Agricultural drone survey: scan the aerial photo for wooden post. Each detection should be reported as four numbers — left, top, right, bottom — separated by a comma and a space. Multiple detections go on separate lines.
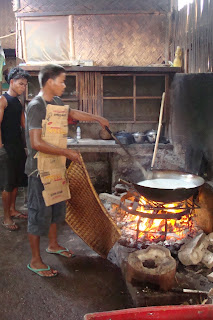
21, 20, 27, 62
151, 92, 165, 170
69, 15, 75, 61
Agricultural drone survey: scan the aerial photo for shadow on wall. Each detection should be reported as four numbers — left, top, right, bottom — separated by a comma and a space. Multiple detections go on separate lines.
170, 73, 213, 180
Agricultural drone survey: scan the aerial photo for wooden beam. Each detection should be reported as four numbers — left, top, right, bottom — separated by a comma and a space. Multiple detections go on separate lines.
69, 15, 75, 61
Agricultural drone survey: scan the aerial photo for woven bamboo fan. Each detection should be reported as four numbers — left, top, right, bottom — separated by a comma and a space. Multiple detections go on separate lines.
65, 154, 121, 258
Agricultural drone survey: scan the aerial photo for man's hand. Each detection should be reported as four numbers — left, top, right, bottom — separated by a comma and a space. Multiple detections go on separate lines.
30, 129, 82, 164
97, 117, 109, 129
63, 149, 81, 164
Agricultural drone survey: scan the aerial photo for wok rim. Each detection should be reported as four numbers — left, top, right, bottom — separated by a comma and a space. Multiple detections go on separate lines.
136, 170, 205, 190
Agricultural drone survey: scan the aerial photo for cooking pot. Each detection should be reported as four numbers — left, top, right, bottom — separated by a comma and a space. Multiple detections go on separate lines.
145, 129, 157, 143
99, 128, 112, 140
120, 170, 205, 202
132, 132, 145, 143
114, 131, 135, 145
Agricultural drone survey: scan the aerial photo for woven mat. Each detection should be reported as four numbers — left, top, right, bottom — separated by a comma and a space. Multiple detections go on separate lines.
65, 155, 121, 258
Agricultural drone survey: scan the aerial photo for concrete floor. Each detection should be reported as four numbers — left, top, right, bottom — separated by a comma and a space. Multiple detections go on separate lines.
0, 195, 133, 320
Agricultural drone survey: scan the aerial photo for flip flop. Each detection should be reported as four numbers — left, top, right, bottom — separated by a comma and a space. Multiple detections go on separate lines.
27, 264, 58, 277
46, 247, 76, 258
11, 212, 28, 220
2, 221, 19, 231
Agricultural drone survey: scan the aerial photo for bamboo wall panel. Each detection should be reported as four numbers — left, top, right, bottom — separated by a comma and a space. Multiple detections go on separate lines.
0, 0, 16, 49
78, 72, 101, 115
17, 0, 170, 15
170, 0, 213, 73
74, 14, 167, 66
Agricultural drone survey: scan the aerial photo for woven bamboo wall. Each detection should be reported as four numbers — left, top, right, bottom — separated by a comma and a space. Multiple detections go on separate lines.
170, 0, 213, 73
0, 0, 16, 49
74, 14, 167, 66
16, 0, 170, 15
14, 1, 169, 66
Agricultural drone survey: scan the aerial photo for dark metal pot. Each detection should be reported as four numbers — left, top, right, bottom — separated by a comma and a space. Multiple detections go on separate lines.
120, 170, 205, 202
145, 129, 157, 143
114, 131, 135, 145
132, 132, 145, 143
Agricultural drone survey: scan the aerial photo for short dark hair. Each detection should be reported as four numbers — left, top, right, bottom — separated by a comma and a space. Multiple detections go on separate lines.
7, 67, 30, 84
38, 64, 65, 88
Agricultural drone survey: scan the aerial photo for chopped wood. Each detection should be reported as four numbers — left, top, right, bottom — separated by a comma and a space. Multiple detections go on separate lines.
178, 232, 209, 266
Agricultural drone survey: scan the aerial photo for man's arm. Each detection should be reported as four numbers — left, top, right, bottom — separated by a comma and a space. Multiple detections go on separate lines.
69, 109, 109, 128
30, 129, 81, 163
0, 96, 7, 148
21, 111, 25, 129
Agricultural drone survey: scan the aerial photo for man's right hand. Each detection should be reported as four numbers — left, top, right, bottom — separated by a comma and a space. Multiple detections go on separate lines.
64, 149, 81, 164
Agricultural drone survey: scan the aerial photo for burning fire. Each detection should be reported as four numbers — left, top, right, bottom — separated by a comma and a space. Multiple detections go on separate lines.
118, 195, 198, 245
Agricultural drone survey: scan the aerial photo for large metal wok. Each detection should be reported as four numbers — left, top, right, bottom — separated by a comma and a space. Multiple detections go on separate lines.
120, 170, 205, 203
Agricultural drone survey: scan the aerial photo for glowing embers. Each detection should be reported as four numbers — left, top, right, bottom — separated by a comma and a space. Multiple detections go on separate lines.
118, 192, 199, 247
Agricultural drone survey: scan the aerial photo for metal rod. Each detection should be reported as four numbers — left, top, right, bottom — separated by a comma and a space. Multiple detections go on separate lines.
136, 217, 141, 248
104, 126, 132, 157
164, 219, 168, 241
120, 203, 191, 219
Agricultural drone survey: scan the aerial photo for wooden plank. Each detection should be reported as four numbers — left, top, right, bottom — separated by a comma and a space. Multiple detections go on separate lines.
100, 74, 104, 116
91, 72, 94, 114
87, 73, 89, 112
88, 72, 92, 114
103, 97, 162, 100
21, 65, 181, 73
94, 72, 98, 115
83, 72, 86, 112
133, 75, 136, 122
17, 18, 23, 60
86, 72, 89, 113
21, 20, 27, 62
69, 15, 75, 60
164, 75, 169, 136
80, 72, 84, 111
96, 72, 102, 116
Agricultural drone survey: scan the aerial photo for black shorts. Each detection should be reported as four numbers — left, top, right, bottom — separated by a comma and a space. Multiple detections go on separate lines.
27, 176, 66, 236
0, 146, 27, 192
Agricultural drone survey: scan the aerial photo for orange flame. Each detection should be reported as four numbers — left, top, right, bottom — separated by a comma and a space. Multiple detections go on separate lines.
119, 195, 197, 244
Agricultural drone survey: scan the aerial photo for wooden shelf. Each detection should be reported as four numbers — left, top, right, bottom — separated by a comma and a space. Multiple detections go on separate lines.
23, 66, 175, 133
21, 65, 181, 74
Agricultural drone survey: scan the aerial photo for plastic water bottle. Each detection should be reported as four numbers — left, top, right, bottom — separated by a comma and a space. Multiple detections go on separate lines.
76, 125, 81, 140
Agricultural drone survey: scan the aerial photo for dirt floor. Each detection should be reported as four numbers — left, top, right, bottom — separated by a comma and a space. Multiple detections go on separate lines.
0, 193, 133, 320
